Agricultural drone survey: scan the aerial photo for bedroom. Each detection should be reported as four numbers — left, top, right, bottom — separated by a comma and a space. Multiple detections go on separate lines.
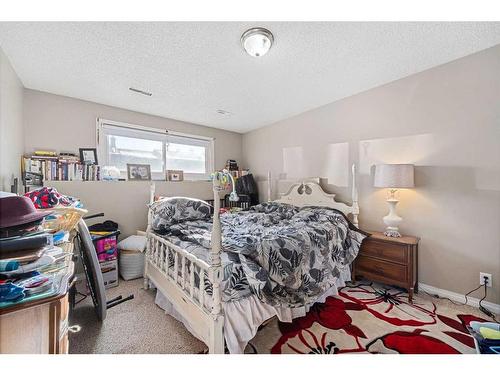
1, 0, 499, 371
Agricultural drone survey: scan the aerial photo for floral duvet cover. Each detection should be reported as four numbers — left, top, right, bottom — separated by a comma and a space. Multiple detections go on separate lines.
156, 202, 367, 307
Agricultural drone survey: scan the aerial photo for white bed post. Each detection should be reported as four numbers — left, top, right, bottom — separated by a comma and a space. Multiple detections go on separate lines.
208, 174, 225, 354
144, 182, 155, 290
351, 164, 360, 228
267, 170, 272, 202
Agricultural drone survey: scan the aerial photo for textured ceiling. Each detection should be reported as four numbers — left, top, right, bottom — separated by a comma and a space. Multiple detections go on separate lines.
0, 22, 499, 133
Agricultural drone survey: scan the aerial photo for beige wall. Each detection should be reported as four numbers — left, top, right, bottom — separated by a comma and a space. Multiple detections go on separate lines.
0, 47, 23, 193
243, 45, 500, 304
48, 180, 226, 238
24, 89, 242, 169
24, 90, 242, 237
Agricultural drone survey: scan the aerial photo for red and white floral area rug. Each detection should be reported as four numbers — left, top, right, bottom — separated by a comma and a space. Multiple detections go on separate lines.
248, 283, 494, 354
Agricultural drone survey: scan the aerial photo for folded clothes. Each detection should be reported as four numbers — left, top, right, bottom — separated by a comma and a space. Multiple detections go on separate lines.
0, 283, 24, 302
44, 246, 66, 261
0, 219, 43, 239
470, 321, 500, 334
16, 274, 50, 288
52, 230, 69, 245
0, 259, 19, 272
0, 254, 55, 276
0, 270, 40, 284
0, 232, 51, 252
480, 327, 500, 340
0, 247, 46, 263
16, 274, 53, 296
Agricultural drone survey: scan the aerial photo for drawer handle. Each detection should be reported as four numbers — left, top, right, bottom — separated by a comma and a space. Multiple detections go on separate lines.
373, 266, 385, 276
68, 325, 81, 333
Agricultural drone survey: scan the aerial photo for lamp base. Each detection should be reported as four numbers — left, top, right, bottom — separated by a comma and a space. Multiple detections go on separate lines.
383, 197, 403, 238
383, 229, 402, 238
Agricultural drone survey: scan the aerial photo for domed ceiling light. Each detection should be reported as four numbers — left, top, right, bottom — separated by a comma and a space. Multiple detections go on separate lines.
241, 27, 274, 57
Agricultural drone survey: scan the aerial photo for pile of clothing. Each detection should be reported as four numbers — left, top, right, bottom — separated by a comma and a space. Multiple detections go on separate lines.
0, 195, 66, 305
235, 173, 259, 206
24, 186, 81, 209
469, 321, 500, 354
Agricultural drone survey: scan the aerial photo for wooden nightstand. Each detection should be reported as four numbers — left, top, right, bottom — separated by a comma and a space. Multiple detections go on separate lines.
353, 231, 419, 302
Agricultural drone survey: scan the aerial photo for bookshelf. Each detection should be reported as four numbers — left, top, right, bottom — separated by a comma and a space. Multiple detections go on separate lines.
224, 159, 249, 180
22, 152, 101, 192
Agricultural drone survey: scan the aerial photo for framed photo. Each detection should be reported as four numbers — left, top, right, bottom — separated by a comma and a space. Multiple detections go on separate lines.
127, 164, 151, 181
79, 148, 98, 165
167, 170, 184, 182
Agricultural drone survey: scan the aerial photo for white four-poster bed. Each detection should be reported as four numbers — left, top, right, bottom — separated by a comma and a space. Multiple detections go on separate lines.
143, 165, 360, 353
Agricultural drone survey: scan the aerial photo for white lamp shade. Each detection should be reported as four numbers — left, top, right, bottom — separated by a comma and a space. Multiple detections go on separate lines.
374, 164, 414, 188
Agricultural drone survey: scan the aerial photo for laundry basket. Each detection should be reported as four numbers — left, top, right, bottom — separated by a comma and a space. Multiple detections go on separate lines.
117, 235, 146, 281
41, 206, 88, 232
119, 250, 145, 280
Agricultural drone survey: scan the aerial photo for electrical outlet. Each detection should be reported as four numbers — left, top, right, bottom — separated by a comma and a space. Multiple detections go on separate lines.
480, 272, 492, 287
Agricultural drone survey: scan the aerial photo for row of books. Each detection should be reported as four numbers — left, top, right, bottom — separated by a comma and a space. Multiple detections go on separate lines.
225, 159, 239, 171
228, 169, 250, 179
224, 160, 251, 179
22, 155, 101, 182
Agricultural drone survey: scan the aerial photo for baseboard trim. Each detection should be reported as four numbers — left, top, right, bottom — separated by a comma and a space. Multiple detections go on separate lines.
418, 283, 500, 315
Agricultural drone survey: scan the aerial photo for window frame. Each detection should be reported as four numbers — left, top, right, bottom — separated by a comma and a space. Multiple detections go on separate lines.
96, 118, 215, 181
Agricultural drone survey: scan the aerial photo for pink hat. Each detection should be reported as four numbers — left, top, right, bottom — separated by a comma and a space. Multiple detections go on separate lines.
0, 196, 52, 229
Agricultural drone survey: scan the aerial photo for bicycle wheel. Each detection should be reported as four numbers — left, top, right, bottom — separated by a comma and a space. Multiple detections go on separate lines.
77, 219, 107, 321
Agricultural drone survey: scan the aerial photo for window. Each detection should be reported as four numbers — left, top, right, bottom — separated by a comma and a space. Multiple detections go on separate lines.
97, 119, 214, 180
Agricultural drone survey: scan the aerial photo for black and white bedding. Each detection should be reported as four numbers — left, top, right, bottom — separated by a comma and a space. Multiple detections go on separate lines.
152, 201, 367, 308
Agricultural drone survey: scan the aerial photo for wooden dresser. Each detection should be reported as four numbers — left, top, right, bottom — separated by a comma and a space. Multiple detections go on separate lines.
0, 242, 75, 354
353, 231, 419, 302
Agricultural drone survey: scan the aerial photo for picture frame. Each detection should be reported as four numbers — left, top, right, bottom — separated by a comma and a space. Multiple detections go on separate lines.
127, 164, 152, 181
167, 170, 184, 182
79, 148, 98, 165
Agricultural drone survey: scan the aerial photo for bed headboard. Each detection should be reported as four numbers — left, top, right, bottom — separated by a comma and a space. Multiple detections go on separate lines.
273, 164, 359, 227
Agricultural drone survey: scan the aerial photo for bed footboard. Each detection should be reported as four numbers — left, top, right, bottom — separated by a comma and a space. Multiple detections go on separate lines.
146, 233, 212, 311
144, 177, 225, 354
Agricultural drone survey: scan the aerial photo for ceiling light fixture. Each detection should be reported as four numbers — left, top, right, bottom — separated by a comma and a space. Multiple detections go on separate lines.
241, 27, 274, 57
129, 87, 152, 96
216, 109, 232, 116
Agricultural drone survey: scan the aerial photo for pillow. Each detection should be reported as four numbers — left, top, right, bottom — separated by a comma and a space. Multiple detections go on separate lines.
150, 197, 211, 233
117, 235, 147, 252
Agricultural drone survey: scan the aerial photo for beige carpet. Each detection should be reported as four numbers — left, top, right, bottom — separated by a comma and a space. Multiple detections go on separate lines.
70, 278, 495, 354
69, 278, 206, 354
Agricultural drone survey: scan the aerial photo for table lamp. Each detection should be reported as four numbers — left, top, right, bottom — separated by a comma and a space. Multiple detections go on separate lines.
374, 164, 414, 237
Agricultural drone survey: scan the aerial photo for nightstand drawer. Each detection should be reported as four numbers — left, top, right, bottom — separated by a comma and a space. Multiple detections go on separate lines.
361, 239, 407, 264
356, 255, 407, 282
